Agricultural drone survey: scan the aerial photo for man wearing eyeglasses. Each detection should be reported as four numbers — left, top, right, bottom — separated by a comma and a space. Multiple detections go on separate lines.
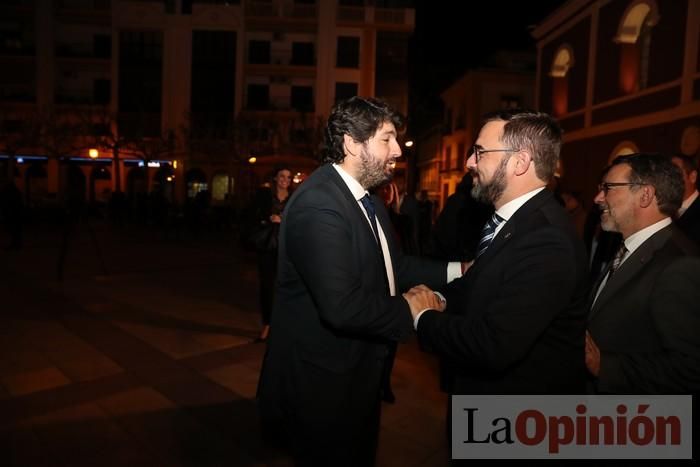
586, 153, 700, 394
410, 109, 590, 399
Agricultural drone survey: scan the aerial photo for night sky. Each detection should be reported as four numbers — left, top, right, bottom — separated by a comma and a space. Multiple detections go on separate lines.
408, 0, 569, 125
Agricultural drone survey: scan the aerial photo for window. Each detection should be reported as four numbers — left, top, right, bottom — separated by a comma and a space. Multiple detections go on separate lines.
443, 108, 452, 134
211, 173, 234, 201
191, 30, 236, 135
291, 85, 313, 112
248, 40, 271, 64
118, 30, 163, 119
609, 141, 639, 164
455, 111, 465, 130
443, 145, 451, 171
550, 45, 574, 116
247, 84, 269, 109
249, 127, 269, 142
615, 1, 659, 94
335, 82, 358, 102
291, 42, 314, 65
93, 79, 110, 104
457, 143, 465, 168
336, 36, 359, 68
93, 34, 111, 58
500, 95, 521, 109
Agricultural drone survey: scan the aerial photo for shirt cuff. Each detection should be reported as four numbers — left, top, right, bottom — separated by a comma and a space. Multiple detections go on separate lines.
414, 292, 446, 329
447, 262, 461, 283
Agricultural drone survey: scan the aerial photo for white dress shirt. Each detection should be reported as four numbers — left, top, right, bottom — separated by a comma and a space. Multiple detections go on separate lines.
333, 164, 461, 299
592, 217, 672, 306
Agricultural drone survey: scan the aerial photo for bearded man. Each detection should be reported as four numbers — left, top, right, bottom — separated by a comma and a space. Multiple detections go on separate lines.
412, 109, 589, 399
257, 96, 459, 467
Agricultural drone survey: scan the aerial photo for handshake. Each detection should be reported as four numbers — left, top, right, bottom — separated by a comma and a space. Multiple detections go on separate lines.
402, 285, 446, 320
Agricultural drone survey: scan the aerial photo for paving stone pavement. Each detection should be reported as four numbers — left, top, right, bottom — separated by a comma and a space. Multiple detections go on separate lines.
0, 220, 449, 466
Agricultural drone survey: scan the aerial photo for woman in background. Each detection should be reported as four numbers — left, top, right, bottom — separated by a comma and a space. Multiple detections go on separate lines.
250, 166, 292, 342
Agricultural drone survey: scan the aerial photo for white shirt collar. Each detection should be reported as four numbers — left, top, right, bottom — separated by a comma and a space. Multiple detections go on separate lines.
623, 217, 672, 258
495, 187, 546, 222
678, 190, 699, 217
333, 163, 367, 200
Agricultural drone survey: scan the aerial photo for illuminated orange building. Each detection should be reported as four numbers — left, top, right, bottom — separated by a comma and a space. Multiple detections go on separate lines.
533, 0, 700, 205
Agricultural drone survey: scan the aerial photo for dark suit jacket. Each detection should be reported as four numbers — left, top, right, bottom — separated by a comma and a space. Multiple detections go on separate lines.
676, 195, 700, 246
417, 189, 589, 395
257, 164, 447, 465
588, 225, 700, 394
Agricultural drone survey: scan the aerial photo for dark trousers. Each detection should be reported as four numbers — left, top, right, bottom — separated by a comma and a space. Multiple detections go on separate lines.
257, 249, 277, 325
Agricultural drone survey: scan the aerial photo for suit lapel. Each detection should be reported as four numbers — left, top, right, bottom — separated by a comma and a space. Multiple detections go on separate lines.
589, 226, 672, 319
470, 189, 552, 271
324, 166, 393, 280
678, 197, 700, 228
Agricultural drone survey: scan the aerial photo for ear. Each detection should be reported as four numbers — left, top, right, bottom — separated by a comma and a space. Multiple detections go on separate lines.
690, 170, 698, 186
638, 184, 655, 208
513, 150, 532, 176
343, 134, 360, 158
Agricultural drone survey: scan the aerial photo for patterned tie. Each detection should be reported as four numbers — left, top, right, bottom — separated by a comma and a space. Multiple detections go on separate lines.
607, 243, 628, 279
476, 212, 505, 258
360, 194, 381, 245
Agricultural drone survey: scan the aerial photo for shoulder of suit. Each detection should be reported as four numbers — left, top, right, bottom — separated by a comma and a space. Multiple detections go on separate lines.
668, 226, 700, 256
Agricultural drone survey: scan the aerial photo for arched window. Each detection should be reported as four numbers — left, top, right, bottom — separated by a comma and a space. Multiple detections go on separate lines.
615, 0, 659, 94
550, 45, 574, 117
609, 141, 640, 164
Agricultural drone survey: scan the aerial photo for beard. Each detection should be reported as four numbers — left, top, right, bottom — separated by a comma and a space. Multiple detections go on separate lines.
599, 206, 617, 232
471, 156, 509, 204
357, 147, 395, 190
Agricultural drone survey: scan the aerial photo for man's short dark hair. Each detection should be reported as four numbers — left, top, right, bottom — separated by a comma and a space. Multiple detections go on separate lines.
321, 96, 404, 164
612, 152, 684, 217
482, 109, 562, 182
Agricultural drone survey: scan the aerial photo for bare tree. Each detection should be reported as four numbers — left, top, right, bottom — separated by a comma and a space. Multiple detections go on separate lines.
0, 108, 40, 181
37, 106, 85, 204
80, 107, 129, 194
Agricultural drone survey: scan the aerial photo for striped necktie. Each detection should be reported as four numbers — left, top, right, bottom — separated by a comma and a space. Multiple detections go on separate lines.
476, 212, 505, 258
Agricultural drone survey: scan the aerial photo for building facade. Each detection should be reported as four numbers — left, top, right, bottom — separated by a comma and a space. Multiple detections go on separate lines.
0, 0, 414, 209
414, 62, 535, 211
532, 0, 700, 205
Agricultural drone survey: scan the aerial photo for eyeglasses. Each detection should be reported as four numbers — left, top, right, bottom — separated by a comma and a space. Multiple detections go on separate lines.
597, 182, 646, 194
468, 145, 518, 163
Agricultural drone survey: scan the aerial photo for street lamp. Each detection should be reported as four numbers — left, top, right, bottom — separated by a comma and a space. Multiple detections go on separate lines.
89, 148, 99, 159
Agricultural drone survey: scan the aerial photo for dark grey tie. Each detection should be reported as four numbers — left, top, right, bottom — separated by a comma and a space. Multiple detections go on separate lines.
476, 212, 505, 258
607, 243, 628, 279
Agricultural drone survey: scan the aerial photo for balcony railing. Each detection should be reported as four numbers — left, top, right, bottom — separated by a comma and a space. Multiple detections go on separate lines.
55, 0, 110, 9
0, 42, 35, 56
56, 43, 111, 59
337, 6, 365, 22
55, 90, 109, 105
245, 0, 317, 20
0, 85, 35, 103
374, 8, 404, 25
246, 0, 276, 17
282, 2, 316, 19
